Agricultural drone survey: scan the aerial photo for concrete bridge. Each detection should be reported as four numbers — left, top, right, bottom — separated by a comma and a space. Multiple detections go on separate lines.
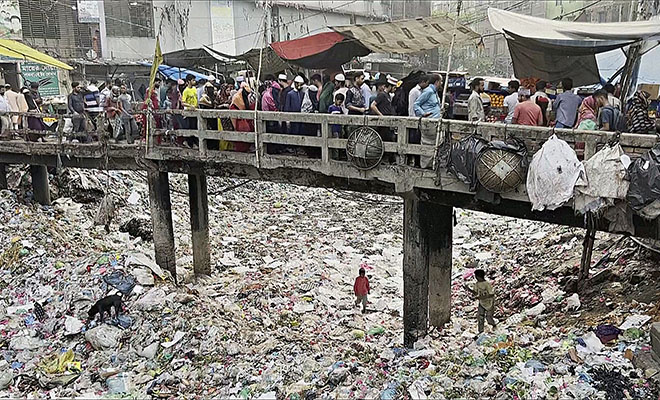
1, 109, 658, 346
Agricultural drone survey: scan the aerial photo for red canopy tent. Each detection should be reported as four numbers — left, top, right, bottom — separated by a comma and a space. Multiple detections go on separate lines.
270, 32, 370, 69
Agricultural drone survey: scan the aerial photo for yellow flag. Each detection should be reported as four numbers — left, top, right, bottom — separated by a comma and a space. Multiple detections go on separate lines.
147, 36, 163, 102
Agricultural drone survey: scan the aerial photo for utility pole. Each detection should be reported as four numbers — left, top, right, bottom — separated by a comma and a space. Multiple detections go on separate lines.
620, 0, 646, 103
98, 1, 109, 59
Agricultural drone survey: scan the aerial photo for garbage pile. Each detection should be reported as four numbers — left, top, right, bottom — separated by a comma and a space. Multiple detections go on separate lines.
0, 168, 658, 399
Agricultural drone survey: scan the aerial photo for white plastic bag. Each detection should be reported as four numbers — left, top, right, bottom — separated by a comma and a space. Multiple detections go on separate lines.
527, 135, 585, 211
574, 144, 629, 213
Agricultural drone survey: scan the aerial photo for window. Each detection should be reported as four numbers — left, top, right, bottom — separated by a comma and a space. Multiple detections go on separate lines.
19, 0, 61, 39
104, 0, 154, 38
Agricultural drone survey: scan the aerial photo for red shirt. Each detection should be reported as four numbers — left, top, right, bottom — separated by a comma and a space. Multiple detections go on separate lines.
354, 276, 370, 296
513, 100, 543, 126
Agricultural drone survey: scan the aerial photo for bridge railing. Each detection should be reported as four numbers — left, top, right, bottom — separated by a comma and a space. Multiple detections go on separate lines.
146, 109, 658, 166
1, 109, 657, 166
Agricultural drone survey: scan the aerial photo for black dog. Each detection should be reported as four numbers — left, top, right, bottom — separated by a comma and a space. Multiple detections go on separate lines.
88, 294, 122, 322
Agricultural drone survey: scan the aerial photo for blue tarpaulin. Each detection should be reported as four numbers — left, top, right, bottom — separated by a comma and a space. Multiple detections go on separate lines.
141, 62, 208, 81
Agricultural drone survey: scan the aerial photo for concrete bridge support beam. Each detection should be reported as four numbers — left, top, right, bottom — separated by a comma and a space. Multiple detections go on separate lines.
188, 174, 210, 276
428, 204, 453, 328
0, 164, 7, 190
148, 170, 177, 279
29, 165, 50, 205
403, 196, 453, 347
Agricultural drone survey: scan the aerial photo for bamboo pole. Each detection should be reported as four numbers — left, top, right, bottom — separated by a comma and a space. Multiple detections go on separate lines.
433, 0, 462, 171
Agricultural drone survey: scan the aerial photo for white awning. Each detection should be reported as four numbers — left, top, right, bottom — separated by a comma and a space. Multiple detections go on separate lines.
331, 15, 480, 54
488, 8, 660, 42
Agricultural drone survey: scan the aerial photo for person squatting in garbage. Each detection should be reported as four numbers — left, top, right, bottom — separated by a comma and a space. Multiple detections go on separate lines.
353, 267, 370, 313
465, 269, 497, 334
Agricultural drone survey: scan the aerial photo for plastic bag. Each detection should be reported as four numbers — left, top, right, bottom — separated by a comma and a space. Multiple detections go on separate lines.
446, 136, 488, 191
103, 270, 136, 295
527, 135, 585, 211
574, 144, 629, 214
626, 145, 660, 219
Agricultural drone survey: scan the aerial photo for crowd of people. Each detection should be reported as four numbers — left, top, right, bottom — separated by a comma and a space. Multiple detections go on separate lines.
0, 81, 48, 140
1, 70, 658, 152
495, 78, 658, 134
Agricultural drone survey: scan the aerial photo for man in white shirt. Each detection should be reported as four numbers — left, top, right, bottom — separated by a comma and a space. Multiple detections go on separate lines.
0, 85, 9, 137
361, 72, 373, 113
408, 74, 430, 117
468, 77, 485, 122
503, 80, 520, 123
99, 80, 112, 109
603, 83, 621, 110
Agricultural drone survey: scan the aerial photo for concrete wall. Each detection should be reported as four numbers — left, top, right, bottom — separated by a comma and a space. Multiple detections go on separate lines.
154, 0, 214, 54
105, 37, 156, 60
104, 0, 387, 60
231, 0, 384, 55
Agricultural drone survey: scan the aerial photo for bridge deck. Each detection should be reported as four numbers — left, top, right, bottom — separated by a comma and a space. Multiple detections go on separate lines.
0, 109, 658, 238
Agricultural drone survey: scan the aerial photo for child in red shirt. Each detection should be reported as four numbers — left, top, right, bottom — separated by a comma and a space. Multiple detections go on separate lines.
353, 267, 370, 313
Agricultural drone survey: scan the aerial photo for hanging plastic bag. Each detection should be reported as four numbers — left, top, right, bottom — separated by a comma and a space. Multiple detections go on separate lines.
574, 143, 629, 214
527, 134, 585, 211
627, 145, 660, 219
446, 136, 488, 192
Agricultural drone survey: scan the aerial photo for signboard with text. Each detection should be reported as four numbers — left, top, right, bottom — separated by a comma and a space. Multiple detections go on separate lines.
21, 62, 61, 96
77, 0, 100, 23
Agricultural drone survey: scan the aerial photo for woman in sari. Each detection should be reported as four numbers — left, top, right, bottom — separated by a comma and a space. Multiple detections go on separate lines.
574, 95, 598, 130
214, 83, 235, 150
229, 83, 256, 152
627, 90, 656, 134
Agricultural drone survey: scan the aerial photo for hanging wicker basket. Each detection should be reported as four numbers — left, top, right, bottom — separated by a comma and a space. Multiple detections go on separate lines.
476, 143, 527, 193
346, 127, 384, 170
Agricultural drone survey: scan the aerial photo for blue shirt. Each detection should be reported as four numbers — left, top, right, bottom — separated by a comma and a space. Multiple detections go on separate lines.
553, 91, 582, 127
413, 85, 440, 118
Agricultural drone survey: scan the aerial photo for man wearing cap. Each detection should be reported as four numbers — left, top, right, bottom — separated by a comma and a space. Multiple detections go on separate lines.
284, 75, 305, 135
512, 88, 543, 127
68, 82, 87, 138
345, 72, 367, 115
274, 73, 287, 108
332, 73, 348, 115
318, 74, 335, 114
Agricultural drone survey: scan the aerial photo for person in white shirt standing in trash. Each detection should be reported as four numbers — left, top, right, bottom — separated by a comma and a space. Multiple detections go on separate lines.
468, 78, 485, 122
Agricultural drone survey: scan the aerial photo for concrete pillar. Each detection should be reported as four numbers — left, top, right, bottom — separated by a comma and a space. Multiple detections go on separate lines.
29, 165, 50, 205
0, 164, 7, 190
188, 174, 210, 276
403, 196, 430, 348
148, 170, 176, 279
403, 197, 453, 347
427, 204, 453, 328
